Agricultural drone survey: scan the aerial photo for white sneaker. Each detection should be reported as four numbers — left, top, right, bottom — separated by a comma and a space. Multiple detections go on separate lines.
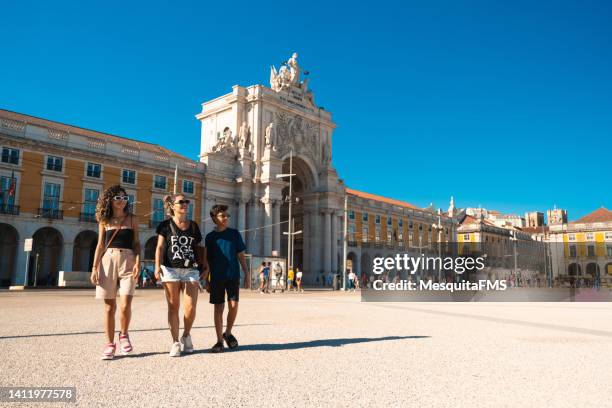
181, 335, 194, 353
169, 341, 182, 357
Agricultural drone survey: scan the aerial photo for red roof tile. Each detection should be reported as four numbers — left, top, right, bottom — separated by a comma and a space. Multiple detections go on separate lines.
346, 188, 418, 210
573, 208, 612, 224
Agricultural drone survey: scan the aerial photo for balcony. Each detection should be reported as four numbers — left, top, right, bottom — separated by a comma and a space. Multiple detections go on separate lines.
0, 204, 19, 215
38, 208, 63, 220
79, 212, 97, 223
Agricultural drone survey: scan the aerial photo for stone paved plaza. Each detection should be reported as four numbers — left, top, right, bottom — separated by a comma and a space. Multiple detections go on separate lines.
1, 289, 611, 407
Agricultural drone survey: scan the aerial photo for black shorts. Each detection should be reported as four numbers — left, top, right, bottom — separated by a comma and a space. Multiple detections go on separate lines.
209, 279, 240, 304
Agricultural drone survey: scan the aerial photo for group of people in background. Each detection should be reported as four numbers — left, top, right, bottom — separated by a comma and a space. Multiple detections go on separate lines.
258, 262, 303, 293
90, 184, 248, 360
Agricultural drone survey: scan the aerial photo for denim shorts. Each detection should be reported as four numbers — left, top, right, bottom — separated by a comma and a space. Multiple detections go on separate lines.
160, 265, 200, 283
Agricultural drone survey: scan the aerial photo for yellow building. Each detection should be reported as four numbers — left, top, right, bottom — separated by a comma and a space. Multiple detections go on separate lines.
457, 213, 546, 282
0, 109, 204, 287
548, 207, 612, 285
345, 188, 456, 280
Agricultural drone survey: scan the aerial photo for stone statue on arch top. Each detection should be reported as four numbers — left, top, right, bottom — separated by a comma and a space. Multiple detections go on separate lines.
265, 122, 277, 151
238, 121, 252, 152
287, 52, 300, 84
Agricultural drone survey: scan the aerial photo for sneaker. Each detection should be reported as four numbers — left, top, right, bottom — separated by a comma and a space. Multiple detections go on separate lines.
119, 333, 133, 355
169, 341, 182, 357
101, 343, 116, 360
181, 335, 194, 353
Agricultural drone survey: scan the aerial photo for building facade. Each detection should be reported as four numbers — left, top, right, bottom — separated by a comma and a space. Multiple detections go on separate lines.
0, 110, 204, 287
345, 189, 456, 282
547, 207, 612, 285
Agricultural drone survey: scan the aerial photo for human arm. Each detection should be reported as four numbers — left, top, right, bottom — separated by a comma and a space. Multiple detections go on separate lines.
154, 234, 165, 281
131, 215, 141, 280
90, 222, 105, 285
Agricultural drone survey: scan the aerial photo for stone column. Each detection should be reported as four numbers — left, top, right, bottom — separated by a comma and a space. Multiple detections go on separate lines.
63, 241, 74, 272
331, 212, 338, 274
237, 199, 246, 235
262, 198, 273, 256
247, 198, 258, 254
313, 210, 322, 274
302, 210, 310, 274
272, 200, 281, 255
323, 209, 332, 275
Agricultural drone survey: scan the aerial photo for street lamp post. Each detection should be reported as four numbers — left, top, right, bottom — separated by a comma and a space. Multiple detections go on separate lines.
432, 211, 443, 282
276, 149, 296, 289
510, 230, 518, 287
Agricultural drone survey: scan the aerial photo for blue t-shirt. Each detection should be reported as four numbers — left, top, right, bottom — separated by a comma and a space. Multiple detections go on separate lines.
205, 227, 246, 281
263, 266, 270, 278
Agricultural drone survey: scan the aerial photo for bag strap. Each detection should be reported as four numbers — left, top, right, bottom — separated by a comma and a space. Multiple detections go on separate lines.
168, 218, 178, 237
102, 216, 126, 254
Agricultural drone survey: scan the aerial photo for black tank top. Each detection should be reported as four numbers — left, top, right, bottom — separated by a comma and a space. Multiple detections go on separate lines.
105, 228, 134, 249
105, 215, 134, 249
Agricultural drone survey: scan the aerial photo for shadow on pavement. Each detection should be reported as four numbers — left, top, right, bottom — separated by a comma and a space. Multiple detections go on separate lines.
102, 335, 430, 359
231, 335, 429, 352
0, 324, 271, 340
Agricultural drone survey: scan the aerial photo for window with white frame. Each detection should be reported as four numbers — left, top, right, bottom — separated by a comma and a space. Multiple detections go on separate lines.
1, 147, 19, 165
154, 175, 167, 190
362, 226, 368, 242
463, 233, 470, 241
122, 169, 136, 185
83, 188, 99, 215
606, 232, 612, 240
183, 180, 194, 194
387, 216, 392, 226
568, 234, 576, 241
127, 194, 136, 213
348, 210, 355, 220
586, 232, 594, 241
362, 213, 368, 222
87, 162, 101, 178
43, 182, 61, 210
187, 202, 194, 220
398, 219, 403, 228
348, 224, 356, 241
607, 246, 612, 257
153, 198, 165, 224
0, 175, 17, 206
569, 244, 577, 257
46, 156, 63, 172
587, 245, 596, 257
386, 229, 392, 242
375, 215, 381, 225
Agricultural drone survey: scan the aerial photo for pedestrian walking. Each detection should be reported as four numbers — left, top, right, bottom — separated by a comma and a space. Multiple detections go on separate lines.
296, 267, 303, 293
154, 193, 205, 357
203, 205, 248, 353
287, 267, 294, 292
263, 262, 271, 293
90, 185, 140, 360
273, 262, 284, 292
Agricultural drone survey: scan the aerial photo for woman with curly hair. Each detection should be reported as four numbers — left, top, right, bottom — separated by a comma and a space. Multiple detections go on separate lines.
154, 193, 205, 357
90, 184, 140, 360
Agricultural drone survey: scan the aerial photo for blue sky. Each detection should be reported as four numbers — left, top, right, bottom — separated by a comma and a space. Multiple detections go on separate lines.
1, 0, 610, 220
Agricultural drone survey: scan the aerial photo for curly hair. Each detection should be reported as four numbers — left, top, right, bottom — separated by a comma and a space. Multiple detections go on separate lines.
164, 193, 185, 217
96, 184, 131, 225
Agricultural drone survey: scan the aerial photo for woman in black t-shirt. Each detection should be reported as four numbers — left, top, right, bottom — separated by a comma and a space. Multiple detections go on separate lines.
154, 193, 205, 357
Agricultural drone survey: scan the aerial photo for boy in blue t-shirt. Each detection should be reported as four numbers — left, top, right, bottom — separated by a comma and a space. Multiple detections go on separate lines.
203, 204, 248, 353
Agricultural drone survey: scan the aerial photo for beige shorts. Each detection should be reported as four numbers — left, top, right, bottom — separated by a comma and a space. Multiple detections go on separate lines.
95, 248, 137, 299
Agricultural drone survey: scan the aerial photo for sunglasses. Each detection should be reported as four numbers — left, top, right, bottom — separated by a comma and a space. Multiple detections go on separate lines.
174, 199, 191, 205
113, 196, 129, 201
